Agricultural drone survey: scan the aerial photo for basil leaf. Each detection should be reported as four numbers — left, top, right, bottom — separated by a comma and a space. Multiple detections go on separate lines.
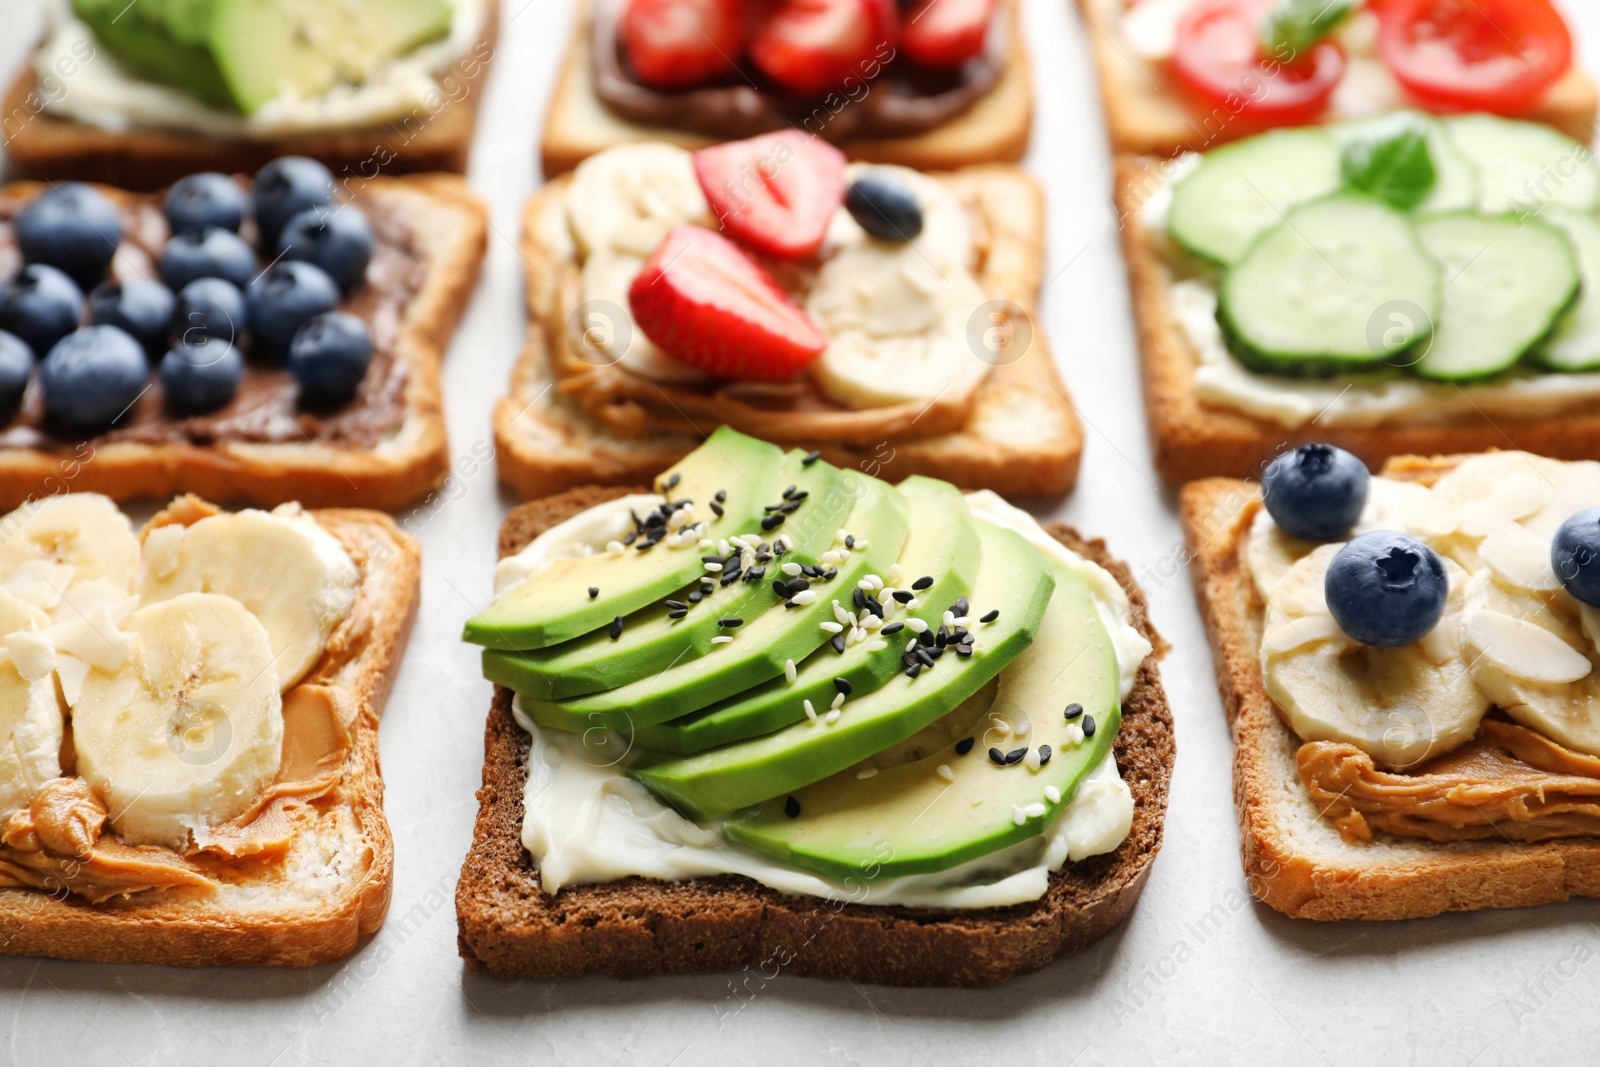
1341, 119, 1438, 211
1261, 0, 1357, 59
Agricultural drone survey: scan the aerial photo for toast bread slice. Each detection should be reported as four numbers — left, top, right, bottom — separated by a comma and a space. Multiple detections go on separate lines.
454, 487, 1174, 986
0, 173, 487, 512
0, 505, 421, 967
1180, 460, 1600, 922
537, 0, 1031, 177
1, 0, 500, 191
1072, 0, 1598, 158
494, 166, 1084, 500
1114, 156, 1600, 484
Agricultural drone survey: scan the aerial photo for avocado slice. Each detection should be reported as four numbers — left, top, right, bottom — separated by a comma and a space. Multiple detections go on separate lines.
628, 516, 1055, 821
74, 0, 454, 115
632, 477, 981, 754
723, 563, 1121, 881
465, 428, 783, 652
483, 450, 853, 701
520, 472, 911, 732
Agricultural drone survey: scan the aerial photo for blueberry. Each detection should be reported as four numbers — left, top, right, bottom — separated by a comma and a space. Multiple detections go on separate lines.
253, 157, 335, 246
1262, 444, 1370, 541
89, 280, 175, 358
160, 226, 256, 291
275, 206, 374, 291
172, 278, 248, 345
164, 172, 246, 234
247, 261, 339, 354
1325, 531, 1448, 647
844, 177, 924, 242
160, 336, 243, 414
1552, 508, 1600, 608
0, 331, 32, 409
14, 183, 121, 290
0, 264, 84, 359
288, 311, 371, 405
40, 325, 148, 430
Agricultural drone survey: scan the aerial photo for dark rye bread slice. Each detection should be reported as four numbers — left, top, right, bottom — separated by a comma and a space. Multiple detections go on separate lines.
455, 487, 1175, 986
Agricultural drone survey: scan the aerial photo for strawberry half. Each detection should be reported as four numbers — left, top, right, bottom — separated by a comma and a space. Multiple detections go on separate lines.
628, 225, 827, 381
749, 0, 898, 97
693, 131, 847, 260
903, 0, 999, 68
619, 0, 744, 91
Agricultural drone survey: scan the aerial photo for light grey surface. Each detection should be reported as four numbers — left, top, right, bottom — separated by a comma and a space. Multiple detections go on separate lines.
3, 2, 1600, 1064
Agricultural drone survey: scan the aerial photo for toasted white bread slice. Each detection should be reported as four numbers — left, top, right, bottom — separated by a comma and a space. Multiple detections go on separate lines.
1181, 458, 1600, 921
0, 505, 420, 967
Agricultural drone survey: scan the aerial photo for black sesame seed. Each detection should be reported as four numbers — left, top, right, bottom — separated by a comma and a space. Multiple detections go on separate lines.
702, 555, 722, 564
745, 566, 766, 582
785, 796, 801, 818
588, 587, 599, 599
720, 569, 742, 586
915, 647, 935, 667
955, 737, 975, 756
782, 484, 796, 499
802, 450, 821, 465
988, 747, 1007, 766
834, 677, 852, 696
664, 472, 681, 491
715, 489, 727, 503
917, 629, 935, 647
955, 643, 973, 657
623, 532, 637, 545
668, 609, 688, 620
636, 540, 656, 552
790, 490, 808, 502
1064, 703, 1083, 720
881, 621, 905, 635
955, 596, 970, 617
892, 590, 914, 603
980, 609, 999, 624
852, 588, 866, 609
1038, 745, 1053, 766
664, 599, 686, 610
1083, 715, 1096, 738
709, 501, 725, 518
823, 568, 838, 580
784, 600, 803, 609
866, 598, 884, 619
844, 535, 855, 549
772, 579, 790, 597
779, 499, 801, 513
688, 591, 703, 604
831, 634, 847, 654
701, 581, 715, 595
912, 576, 933, 590
1004, 747, 1027, 766
935, 626, 949, 648
609, 616, 623, 640
764, 503, 784, 513
928, 645, 945, 660
761, 514, 786, 531
907, 663, 923, 679
719, 617, 743, 628
902, 651, 919, 668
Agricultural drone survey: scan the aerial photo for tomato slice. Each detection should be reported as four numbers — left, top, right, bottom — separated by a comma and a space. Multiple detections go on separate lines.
1377, 0, 1572, 114
1171, 0, 1345, 127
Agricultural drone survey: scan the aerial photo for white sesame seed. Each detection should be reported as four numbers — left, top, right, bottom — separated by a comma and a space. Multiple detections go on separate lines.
836, 529, 849, 543
831, 692, 845, 710
833, 601, 853, 625
856, 767, 878, 780
1024, 803, 1047, 818
1045, 785, 1062, 804
867, 640, 888, 651
711, 635, 735, 645
791, 590, 818, 606
890, 563, 904, 582
936, 764, 955, 783
1016, 720, 1032, 738
665, 534, 683, 548
993, 718, 1012, 736
820, 621, 844, 634
906, 618, 929, 634
781, 562, 803, 576
1064, 723, 1085, 746
704, 561, 723, 572
825, 709, 842, 724
718, 539, 731, 556
857, 578, 874, 591
853, 540, 868, 550
606, 541, 625, 555
820, 551, 842, 566
1011, 805, 1026, 826
954, 615, 972, 627
907, 597, 921, 610
776, 535, 791, 551
862, 614, 883, 631
1023, 747, 1041, 771
866, 574, 884, 590
846, 627, 863, 645
905, 637, 917, 652
785, 659, 797, 683
943, 611, 957, 628
804, 699, 817, 723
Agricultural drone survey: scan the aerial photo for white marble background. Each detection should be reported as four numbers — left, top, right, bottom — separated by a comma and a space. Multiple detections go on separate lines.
2, 1, 1599, 1063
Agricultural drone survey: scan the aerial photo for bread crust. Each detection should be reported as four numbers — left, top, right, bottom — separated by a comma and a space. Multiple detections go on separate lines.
1072, 0, 1598, 158
494, 166, 1084, 500
1, 0, 500, 191
1180, 461, 1600, 922
0, 173, 486, 512
0, 507, 421, 967
538, 0, 1031, 177
1115, 157, 1600, 484
454, 488, 1174, 985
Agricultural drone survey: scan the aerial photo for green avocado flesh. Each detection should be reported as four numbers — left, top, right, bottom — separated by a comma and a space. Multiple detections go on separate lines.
724, 563, 1121, 881
465, 427, 783, 652
482, 448, 853, 701
627, 517, 1056, 822
73, 0, 452, 114
631, 477, 981, 754
520, 471, 911, 732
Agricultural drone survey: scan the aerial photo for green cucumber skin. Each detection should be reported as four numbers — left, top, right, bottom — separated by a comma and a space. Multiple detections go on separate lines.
1216, 306, 1434, 380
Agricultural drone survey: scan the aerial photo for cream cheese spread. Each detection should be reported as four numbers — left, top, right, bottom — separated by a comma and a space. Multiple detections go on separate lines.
35, 0, 488, 137
510, 493, 1143, 908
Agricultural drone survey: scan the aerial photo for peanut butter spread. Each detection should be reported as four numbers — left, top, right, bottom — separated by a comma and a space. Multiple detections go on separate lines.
0, 181, 425, 453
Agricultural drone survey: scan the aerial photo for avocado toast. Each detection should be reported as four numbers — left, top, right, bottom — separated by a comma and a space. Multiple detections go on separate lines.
456, 430, 1174, 986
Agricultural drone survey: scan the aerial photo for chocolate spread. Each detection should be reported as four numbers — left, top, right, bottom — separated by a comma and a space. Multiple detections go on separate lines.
0, 183, 425, 453
589, 0, 1006, 141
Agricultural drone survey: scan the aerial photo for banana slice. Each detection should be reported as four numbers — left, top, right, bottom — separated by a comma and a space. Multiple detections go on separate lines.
1416, 452, 1566, 563
1261, 544, 1487, 768
1244, 476, 1434, 598
578, 252, 709, 383
73, 593, 282, 848
0, 589, 63, 819
565, 143, 712, 259
1462, 569, 1600, 755
1520, 459, 1600, 541
140, 510, 359, 691
0, 494, 139, 595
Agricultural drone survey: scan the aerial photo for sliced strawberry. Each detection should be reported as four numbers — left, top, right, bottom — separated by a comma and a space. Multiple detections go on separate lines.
693, 132, 847, 260
619, 0, 744, 91
629, 225, 826, 381
749, 0, 897, 97
902, 0, 999, 67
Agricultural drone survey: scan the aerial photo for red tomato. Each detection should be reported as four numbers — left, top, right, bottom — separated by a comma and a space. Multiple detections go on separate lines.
1170, 0, 1346, 127
1377, 0, 1572, 114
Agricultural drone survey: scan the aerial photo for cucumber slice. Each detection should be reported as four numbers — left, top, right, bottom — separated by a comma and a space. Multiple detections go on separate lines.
1409, 214, 1580, 381
1445, 115, 1600, 216
1532, 209, 1600, 372
1168, 128, 1344, 266
1330, 112, 1479, 215
1218, 193, 1441, 376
